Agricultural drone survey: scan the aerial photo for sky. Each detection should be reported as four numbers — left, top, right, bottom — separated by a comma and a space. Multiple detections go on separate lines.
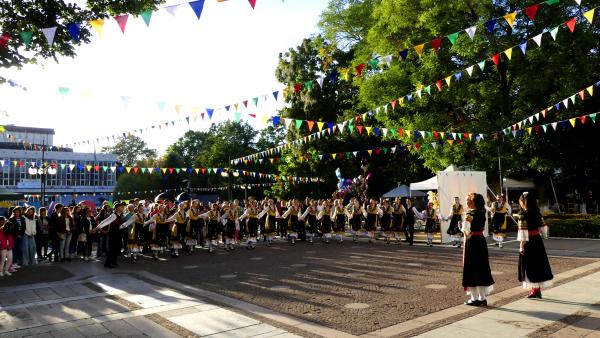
0, 0, 330, 154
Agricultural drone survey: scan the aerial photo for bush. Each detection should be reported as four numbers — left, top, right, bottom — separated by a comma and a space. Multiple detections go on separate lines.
545, 215, 600, 239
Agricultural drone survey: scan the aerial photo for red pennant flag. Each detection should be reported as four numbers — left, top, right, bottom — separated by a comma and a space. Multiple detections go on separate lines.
566, 18, 576, 33
430, 37, 442, 51
294, 83, 302, 93
248, 113, 256, 118
355, 63, 365, 77
390, 100, 397, 110
398, 128, 404, 137
463, 133, 469, 139
491, 53, 500, 65
248, 0, 256, 9
0, 33, 10, 49
580, 116, 587, 124
435, 80, 442, 91
375, 148, 381, 155
356, 125, 363, 134
201, 168, 206, 174
534, 126, 541, 134
133, 167, 139, 173
433, 131, 439, 139
114, 15, 129, 34
94, 165, 100, 172
415, 143, 421, 150
307, 120, 315, 131
578, 90, 585, 101
168, 168, 174, 174
524, 4, 539, 21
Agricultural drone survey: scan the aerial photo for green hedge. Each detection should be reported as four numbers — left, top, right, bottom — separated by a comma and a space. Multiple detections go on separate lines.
545, 215, 600, 239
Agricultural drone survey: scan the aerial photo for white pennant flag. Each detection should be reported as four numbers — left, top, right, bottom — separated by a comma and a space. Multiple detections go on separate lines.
41, 27, 58, 46
574, 0, 582, 5
551, 122, 558, 130
528, 116, 534, 123
466, 65, 474, 77
391, 146, 396, 153
284, 118, 293, 128
533, 33, 543, 47
316, 76, 325, 88
382, 128, 388, 137
164, 4, 180, 16
384, 54, 393, 67
479, 134, 485, 140
420, 131, 426, 138
0, 160, 4, 166
535, 113, 540, 121
337, 123, 345, 133
110, 166, 116, 172
465, 25, 477, 40
353, 151, 358, 157
562, 98, 569, 109
69, 164, 75, 171
416, 89, 422, 98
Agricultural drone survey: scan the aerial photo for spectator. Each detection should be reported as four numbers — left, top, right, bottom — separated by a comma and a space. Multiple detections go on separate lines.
0, 217, 15, 276
80, 207, 96, 261
36, 207, 50, 261
9, 207, 25, 268
69, 205, 82, 259
57, 207, 73, 262
47, 204, 64, 262
23, 207, 37, 266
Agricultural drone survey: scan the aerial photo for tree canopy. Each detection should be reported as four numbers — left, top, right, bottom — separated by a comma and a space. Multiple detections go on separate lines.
101, 134, 157, 166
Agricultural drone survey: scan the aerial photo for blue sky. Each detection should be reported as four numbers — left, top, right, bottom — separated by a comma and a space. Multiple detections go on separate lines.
0, 0, 329, 153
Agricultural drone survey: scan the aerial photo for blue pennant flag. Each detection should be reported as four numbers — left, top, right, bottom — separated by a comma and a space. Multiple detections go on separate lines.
407, 94, 413, 102
272, 116, 280, 126
329, 71, 338, 83
454, 72, 462, 81
272, 91, 279, 100
519, 41, 528, 55
189, 0, 206, 20
398, 49, 408, 61
225, 105, 230, 111
206, 108, 214, 119
554, 103, 561, 110
484, 19, 496, 33
374, 127, 380, 136
66, 23, 81, 41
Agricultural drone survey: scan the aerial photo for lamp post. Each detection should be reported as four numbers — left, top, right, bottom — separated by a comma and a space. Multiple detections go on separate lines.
28, 145, 57, 207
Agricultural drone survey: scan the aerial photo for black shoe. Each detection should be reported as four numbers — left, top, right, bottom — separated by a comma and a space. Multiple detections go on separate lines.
480, 299, 488, 306
464, 299, 481, 306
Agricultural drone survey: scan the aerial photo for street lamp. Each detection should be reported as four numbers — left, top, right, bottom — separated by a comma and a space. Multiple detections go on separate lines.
28, 163, 57, 207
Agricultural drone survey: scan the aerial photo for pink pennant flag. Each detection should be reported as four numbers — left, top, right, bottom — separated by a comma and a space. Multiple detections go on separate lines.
248, 0, 257, 9
114, 15, 129, 34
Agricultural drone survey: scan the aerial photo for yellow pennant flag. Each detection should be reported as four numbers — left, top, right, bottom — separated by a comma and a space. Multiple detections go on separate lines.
317, 121, 325, 131
569, 118, 576, 127
161, 168, 167, 174
584, 8, 595, 24
399, 97, 405, 106
444, 76, 452, 87
365, 126, 373, 135
260, 116, 269, 125
367, 149, 373, 156
332, 153, 337, 159
341, 68, 350, 80
89, 19, 104, 37
414, 43, 425, 57
526, 128, 533, 135
586, 85, 594, 96
125, 167, 132, 173
504, 12, 517, 29
194, 168, 199, 174
447, 140, 454, 146
86, 165, 92, 172
504, 48, 513, 60
405, 129, 411, 137
362, 113, 367, 120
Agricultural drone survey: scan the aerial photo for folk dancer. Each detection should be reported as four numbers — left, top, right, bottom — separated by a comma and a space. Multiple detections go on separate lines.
300, 200, 319, 244
462, 193, 495, 306
422, 202, 439, 247
95, 202, 134, 268
280, 199, 300, 246
445, 197, 464, 248
392, 197, 406, 244
404, 198, 419, 245
258, 199, 278, 247
517, 192, 553, 299
491, 194, 511, 248
166, 202, 187, 257
222, 202, 239, 251
380, 199, 394, 244
363, 199, 382, 244
318, 200, 333, 244
127, 204, 145, 263
186, 200, 202, 253
239, 200, 260, 249
199, 203, 221, 253
144, 204, 168, 260
346, 198, 364, 243
332, 199, 346, 243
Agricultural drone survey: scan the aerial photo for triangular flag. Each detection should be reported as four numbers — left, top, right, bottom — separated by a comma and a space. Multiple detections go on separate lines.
295, 120, 303, 129
430, 37, 442, 51
586, 85, 594, 96
484, 19, 497, 33
114, 15, 129, 34
491, 53, 500, 66
569, 118, 576, 127
519, 41, 528, 55
41, 26, 57, 46
583, 9, 595, 24
164, 4, 180, 16
157, 101, 166, 111
465, 25, 477, 40
503, 12, 517, 29
477, 60, 486, 71
524, 4, 540, 21
66, 22, 81, 41
252, 97, 259, 106
398, 49, 408, 61
307, 120, 315, 131
550, 26, 559, 40
140, 10, 153, 26
589, 113, 597, 123
565, 18, 577, 33
58, 87, 70, 96
466, 65, 474, 76
19, 31, 33, 47
533, 33, 543, 46
189, 0, 206, 20
504, 48, 513, 60
316, 77, 324, 88
444, 76, 452, 87
89, 19, 104, 37
317, 121, 325, 131
248, 0, 257, 9
447, 32, 459, 45
206, 108, 214, 119
414, 43, 425, 57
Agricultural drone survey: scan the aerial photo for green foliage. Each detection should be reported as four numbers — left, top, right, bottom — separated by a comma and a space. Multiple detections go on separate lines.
101, 134, 157, 166
545, 215, 600, 239
166, 130, 210, 167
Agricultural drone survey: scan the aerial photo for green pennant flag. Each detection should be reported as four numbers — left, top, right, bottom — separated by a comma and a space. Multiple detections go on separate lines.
345, 152, 350, 158
590, 113, 597, 123
140, 10, 153, 27
305, 81, 313, 91
549, 26, 559, 40
426, 131, 433, 138
60, 164, 66, 169
383, 148, 389, 154
252, 97, 259, 107
545, 0, 559, 5
295, 119, 303, 129
141, 167, 147, 173
477, 60, 486, 71
542, 125, 548, 133
368, 58, 378, 70
447, 32, 459, 45
58, 87, 70, 96
207, 168, 213, 174
390, 128, 397, 136
348, 125, 355, 133
175, 168, 181, 174
424, 85, 431, 95
19, 31, 33, 47
234, 112, 242, 122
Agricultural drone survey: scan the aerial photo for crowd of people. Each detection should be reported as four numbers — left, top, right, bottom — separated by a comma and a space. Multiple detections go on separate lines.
0, 192, 553, 305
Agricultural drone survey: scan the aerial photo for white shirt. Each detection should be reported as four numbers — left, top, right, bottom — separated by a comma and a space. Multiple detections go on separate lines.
24, 217, 37, 236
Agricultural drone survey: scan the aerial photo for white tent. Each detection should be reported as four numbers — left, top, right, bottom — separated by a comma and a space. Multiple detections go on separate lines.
503, 178, 535, 190
409, 164, 460, 191
382, 185, 427, 198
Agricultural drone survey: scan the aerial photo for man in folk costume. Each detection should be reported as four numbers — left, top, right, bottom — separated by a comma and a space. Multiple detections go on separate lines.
318, 200, 333, 244
199, 203, 221, 253
331, 199, 346, 243
232, 199, 244, 244
422, 202, 440, 247
491, 194, 511, 248
391, 197, 405, 244
186, 200, 201, 254
346, 198, 364, 243
380, 199, 394, 244
127, 204, 146, 263
280, 199, 300, 246
517, 192, 553, 299
166, 202, 187, 257
362, 199, 382, 244
239, 199, 260, 249
444, 196, 464, 248
95, 202, 134, 268
257, 199, 278, 247
300, 199, 319, 244
461, 193, 495, 306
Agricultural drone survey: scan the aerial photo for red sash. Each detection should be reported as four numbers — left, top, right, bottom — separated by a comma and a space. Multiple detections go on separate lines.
470, 231, 484, 236
529, 229, 540, 237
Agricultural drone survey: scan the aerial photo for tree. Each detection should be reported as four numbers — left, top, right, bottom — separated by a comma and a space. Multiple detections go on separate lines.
166, 130, 211, 167
101, 134, 157, 166
0, 0, 163, 80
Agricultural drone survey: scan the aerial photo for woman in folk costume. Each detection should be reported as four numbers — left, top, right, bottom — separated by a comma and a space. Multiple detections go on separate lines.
222, 201, 240, 251
346, 197, 364, 243
257, 199, 278, 247
127, 204, 146, 263
379, 199, 394, 244
300, 199, 319, 244
491, 194, 511, 248
331, 199, 346, 243
517, 192, 553, 299
144, 204, 168, 260
318, 200, 333, 244
391, 197, 405, 244
280, 199, 301, 246
185, 200, 200, 254
239, 199, 260, 249
462, 192, 495, 306
199, 203, 221, 253
444, 196, 464, 248
422, 202, 439, 247
166, 202, 186, 258
258, 200, 267, 243
362, 199, 382, 244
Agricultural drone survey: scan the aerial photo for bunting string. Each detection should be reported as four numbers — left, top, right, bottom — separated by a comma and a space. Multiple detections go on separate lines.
505, 111, 598, 137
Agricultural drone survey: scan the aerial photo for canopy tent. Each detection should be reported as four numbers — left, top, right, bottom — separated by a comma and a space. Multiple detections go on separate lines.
382, 185, 427, 198
0, 190, 25, 201
409, 164, 460, 191
503, 178, 535, 190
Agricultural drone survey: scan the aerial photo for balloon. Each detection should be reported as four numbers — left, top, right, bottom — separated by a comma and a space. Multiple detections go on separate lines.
365, 172, 372, 182
335, 168, 342, 179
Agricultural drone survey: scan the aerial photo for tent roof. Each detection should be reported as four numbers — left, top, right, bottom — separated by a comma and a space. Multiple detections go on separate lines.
382, 185, 427, 198
409, 165, 463, 191
503, 178, 535, 190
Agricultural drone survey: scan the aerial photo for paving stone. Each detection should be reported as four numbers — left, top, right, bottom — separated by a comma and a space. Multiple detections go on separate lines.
76, 323, 110, 336
124, 316, 180, 338
203, 323, 291, 338
168, 308, 260, 336
23, 332, 53, 338
33, 288, 62, 301
101, 319, 143, 337
50, 327, 85, 338
50, 285, 79, 299
17, 290, 43, 303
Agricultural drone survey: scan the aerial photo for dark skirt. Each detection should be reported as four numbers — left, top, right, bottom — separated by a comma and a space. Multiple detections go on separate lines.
264, 215, 276, 235
447, 215, 462, 235
207, 220, 219, 240
392, 214, 403, 232
425, 218, 437, 233
351, 215, 362, 232
225, 219, 236, 239
247, 218, 259, 237
518, 234, 553, 285
491, 213, 506, 233
381, 214, 392, 233
321, 216, 332, 233
462, 235, 495, 288
306, 215, 318, 234
333, 215, 345, 233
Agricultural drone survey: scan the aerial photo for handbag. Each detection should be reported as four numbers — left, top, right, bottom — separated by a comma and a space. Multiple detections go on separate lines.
78, 233, 87, 242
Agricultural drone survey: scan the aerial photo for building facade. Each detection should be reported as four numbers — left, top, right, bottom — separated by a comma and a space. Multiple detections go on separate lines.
0, 125, 117, 206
